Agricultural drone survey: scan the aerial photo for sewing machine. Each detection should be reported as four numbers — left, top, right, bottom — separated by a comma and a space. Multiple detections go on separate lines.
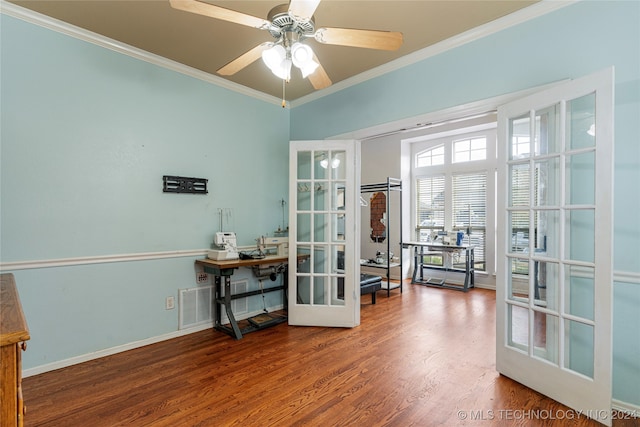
207, 232, 239, 260
260, 236, 289, 256
431, 230, 465, 246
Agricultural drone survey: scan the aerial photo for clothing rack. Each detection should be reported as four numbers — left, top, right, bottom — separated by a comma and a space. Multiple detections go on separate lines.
361, 177, 403, 297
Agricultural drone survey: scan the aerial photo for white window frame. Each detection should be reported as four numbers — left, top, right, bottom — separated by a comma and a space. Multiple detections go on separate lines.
416, 144, 445, 167
411, 126, 497, 279
452, 136, 488, 163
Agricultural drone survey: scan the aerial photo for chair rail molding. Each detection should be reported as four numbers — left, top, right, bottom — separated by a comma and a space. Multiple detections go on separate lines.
0, 249, 208, 271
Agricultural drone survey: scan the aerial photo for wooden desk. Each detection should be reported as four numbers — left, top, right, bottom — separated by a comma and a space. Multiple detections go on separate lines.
196, 255, 306, 339
401, 242, 475, 292
1, 273, 30, 427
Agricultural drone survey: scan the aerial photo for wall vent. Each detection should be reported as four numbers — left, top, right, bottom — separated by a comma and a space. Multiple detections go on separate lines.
179, 285, 212, 329
230, 280, 248, 316
179, 280, 249, 329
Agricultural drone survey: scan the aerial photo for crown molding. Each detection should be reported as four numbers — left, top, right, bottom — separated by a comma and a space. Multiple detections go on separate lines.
1, 0, 578, 108
290, 0, 578, 108
0, 0, 283, 107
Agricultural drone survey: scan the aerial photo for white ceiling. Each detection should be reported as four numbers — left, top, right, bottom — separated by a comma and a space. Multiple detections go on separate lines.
6, 0, 539, 102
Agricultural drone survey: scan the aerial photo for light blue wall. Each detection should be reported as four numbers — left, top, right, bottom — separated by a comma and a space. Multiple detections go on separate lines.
1, 14, 289, 368
291, 0, 640, 406
1, 16, 290, 258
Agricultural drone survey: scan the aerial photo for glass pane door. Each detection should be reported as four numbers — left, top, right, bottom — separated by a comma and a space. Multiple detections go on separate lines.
289, 140, 360, 327
497, 68, 613, 425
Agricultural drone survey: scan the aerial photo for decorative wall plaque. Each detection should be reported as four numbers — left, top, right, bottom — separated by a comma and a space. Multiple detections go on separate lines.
163, 175, 208, 194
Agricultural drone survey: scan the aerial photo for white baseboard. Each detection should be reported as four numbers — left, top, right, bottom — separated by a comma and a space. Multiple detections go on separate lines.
23, 303, 286, 378
612, 399, 640, 418
473, 283, 496, 291
22, 323, 213, 378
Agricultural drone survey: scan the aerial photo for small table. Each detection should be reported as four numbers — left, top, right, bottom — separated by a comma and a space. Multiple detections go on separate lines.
402, 241, 475, 292
196, 255, 306, 339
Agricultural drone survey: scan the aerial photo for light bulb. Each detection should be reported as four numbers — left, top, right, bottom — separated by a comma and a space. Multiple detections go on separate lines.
262, 44, 285, 71
320, 156, 339, 169
272, 58, 292, 80
300, 59, 319, 78
291, 42, 313, 67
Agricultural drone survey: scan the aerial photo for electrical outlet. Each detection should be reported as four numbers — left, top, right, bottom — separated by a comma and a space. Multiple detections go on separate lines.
196, 272, 209, 284
165, 296, 175, 310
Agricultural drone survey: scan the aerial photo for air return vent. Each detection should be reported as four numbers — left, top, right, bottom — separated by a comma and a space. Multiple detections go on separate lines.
179, 281, 248, 329
179, 286, 212, 329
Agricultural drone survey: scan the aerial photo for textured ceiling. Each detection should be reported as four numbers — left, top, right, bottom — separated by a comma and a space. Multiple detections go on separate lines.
7, 0, 539, 101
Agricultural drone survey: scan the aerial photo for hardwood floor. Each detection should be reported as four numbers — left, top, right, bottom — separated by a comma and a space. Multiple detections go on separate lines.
23, 283, 637, 426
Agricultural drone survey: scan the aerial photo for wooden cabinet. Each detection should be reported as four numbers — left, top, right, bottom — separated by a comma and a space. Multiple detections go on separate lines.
1, 273, 30, 427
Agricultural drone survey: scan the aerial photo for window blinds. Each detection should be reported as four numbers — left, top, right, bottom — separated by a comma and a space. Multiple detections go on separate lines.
416, 175, 445, 228
453, 172, 487, 269
452, 172, 487, 228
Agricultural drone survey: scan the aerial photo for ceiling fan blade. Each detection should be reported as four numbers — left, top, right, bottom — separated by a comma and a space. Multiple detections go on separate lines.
307, 54, 332, 90
314, 27, 403, 51
170, 0, 270, 29
288, 0, 321, 23
217, 43, 272, 76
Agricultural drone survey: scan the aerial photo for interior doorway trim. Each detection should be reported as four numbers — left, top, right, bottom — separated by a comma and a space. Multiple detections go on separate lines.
329, 80, 569, 142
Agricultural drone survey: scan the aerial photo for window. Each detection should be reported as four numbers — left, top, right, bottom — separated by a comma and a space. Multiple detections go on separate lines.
452, 173, 486, 270
509, 163, 530, 254
416, 145, 444, 167
453, 137, 486, 163
416, 176, 445, 241
412, 127, 496, 274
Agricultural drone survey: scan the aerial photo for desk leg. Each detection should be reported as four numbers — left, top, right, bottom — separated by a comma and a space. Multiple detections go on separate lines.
214, 275, 221, 330
463, 248, 470, 291
411, 246, 419, 284
282, 266, 288, 312
462, 248, 475, 291
415, 246, 426, 283
222, 276, 243, 339
470, 248, 475, 288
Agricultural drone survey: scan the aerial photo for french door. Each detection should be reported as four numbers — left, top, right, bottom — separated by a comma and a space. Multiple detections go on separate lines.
496, 68, 614, 425
288, 140, 361, 327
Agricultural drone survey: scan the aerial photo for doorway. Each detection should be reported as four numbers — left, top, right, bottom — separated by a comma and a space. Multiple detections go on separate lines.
331, 71, 614, 424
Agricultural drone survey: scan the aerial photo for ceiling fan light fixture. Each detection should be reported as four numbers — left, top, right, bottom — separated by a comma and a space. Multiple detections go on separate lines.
273, 58, 292, 80
171, 0, 403, 92
262, 44, 292, 80
291, 42, 313, 67
300, 59, 319, 78
262, 44, 286, 70
320, 155, 340, 169
291, 42, 319, 77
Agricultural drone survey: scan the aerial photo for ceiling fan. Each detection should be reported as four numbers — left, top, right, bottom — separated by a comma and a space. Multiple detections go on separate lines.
169, 0, 403, 92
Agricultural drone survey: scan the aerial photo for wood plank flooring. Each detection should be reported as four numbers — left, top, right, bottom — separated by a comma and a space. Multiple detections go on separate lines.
22, 283, 638, 426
